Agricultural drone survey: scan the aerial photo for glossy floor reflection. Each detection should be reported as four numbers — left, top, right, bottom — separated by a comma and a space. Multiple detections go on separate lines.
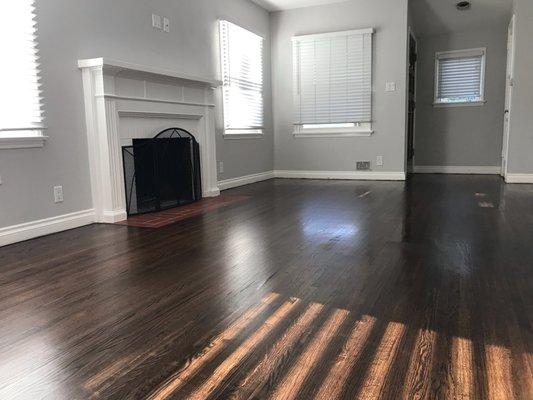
0, 175, 532, 399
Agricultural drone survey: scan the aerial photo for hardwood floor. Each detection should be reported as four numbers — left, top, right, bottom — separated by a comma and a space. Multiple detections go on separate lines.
0, 175, 532, 399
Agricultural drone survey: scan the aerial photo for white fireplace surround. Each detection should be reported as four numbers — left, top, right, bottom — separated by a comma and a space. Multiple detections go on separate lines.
78, 58, 222, 223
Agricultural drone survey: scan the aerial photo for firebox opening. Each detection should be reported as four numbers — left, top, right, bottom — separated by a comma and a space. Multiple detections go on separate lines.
122, 127, 202, 216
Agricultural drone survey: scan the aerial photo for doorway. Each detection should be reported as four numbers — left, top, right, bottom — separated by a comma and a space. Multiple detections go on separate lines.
407, 30, 418, 173
501, 15, 516, 177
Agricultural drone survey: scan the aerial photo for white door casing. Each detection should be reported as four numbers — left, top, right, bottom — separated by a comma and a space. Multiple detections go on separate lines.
501, 15, 516, 177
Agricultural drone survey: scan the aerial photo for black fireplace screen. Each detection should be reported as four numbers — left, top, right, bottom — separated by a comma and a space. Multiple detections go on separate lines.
122, 128, 202, 216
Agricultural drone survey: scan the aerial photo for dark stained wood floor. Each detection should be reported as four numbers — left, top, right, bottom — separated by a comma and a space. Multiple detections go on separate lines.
1, 175, 532, 399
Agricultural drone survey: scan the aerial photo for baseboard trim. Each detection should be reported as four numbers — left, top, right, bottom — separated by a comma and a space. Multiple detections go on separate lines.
274, 170, 406, 181
0, 209, 96, 247
218, 171, 275, 190
203, 188, 221, 197
101, 210, 128, 224
505, 174, 533, 184
413, 166, 500, 175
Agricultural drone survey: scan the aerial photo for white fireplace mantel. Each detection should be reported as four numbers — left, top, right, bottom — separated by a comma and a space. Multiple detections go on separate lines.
78, 57, 221, 223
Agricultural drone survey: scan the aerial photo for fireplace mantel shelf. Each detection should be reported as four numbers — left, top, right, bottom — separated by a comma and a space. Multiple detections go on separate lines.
78, 58, 222, 88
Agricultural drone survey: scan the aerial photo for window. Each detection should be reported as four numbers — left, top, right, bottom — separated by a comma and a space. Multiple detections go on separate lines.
434, 48, 486, 106
219, 20, 264, 136
292, 29, 373, 137
0, 0, 45, 148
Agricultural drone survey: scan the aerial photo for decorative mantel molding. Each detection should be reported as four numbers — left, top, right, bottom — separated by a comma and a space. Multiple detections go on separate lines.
77, 58, 222, 88
79, 58, 220, 223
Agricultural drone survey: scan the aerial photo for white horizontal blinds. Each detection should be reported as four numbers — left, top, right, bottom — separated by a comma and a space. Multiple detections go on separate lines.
437, 49, 484, 103
220, 20, 264, 131
0, 0, 43, 136
293, 29, 372, 125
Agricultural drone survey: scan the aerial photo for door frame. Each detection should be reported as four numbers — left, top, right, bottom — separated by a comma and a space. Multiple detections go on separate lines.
501, 14, 516, 178
407, 27, 418, 173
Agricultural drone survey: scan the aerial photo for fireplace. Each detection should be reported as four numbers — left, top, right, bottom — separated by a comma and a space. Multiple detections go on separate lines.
78, 58, 221, 223
122, 128, 202, 216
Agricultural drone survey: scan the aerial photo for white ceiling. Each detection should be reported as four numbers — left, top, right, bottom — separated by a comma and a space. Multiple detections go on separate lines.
250, 0, 349, 12
410, 0, 513, 35
250, 0, 512, 35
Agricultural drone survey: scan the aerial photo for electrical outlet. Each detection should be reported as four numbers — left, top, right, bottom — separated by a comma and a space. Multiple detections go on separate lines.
218, 161, 224, 174
356, 161, 371, 171
376, 155, 384, 166
152, 14, 162, 30
385, 82, 397, 92
0, 174, 3, 185
53, 186, 64, 203
163, 17, 170, 32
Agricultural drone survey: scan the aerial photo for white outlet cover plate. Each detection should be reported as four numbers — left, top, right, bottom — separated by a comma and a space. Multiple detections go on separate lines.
385, 82, 396, 92
54, 186, 64, 203
163, 17, 170, 32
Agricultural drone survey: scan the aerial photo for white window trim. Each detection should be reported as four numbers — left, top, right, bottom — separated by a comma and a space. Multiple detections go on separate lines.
219, 20, 265, 136
292, 28, 374, 41
0, 129, 48, 149
433, 47, 487, 107
223, 128, 264, 139
292, 28, 374, 137
293, 123, 373, 138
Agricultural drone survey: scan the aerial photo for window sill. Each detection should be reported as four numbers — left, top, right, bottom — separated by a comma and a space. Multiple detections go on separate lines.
223, 129, 264, 140
433, 101, 486, 108
0, 136, 49, 149
293, 130, 373, 138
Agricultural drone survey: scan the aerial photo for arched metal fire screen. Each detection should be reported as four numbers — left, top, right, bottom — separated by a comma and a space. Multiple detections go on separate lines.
122, 128, 202, 216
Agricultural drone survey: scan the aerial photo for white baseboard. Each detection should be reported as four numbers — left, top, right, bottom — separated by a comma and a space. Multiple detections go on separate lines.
218, 171, 275, 190
274, 170, 406, 181
203, 187, 221, 197
505, 174, 533, 184
101, 209, 128, 224
219, 169, 406, 190
413, 165, 500, 174
0, 209, 95, 247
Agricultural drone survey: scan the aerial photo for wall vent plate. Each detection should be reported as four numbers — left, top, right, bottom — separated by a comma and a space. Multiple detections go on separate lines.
356, 161, 371, 171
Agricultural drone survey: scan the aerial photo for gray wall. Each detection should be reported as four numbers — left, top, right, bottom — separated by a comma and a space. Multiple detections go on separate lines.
414, 27, 508, 167
507, 0, 533, 174
0, 0, 273, 228
270, 0, 409, 173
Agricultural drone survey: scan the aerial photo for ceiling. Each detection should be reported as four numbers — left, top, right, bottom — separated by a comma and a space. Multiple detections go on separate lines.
410, 0, 513, 35
249, 0, 349, 12
249, 0, 512, 35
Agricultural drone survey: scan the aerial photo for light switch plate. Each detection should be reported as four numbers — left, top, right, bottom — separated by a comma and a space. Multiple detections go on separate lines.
152, 14, 162, 30
163, 17, 170, 32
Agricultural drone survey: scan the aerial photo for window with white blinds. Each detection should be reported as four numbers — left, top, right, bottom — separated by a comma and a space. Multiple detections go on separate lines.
434, 48, 486, 105
292, 29, 373, 132
219, 20, 264, 135
0, 0, 44, 139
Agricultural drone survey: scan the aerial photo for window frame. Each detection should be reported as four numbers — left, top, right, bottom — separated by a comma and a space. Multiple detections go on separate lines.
219, 20, 265, 139
293, 123, 373, 138
292, 28, 374, 138
433, 47, 487, 108
0, 0, 47, 149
